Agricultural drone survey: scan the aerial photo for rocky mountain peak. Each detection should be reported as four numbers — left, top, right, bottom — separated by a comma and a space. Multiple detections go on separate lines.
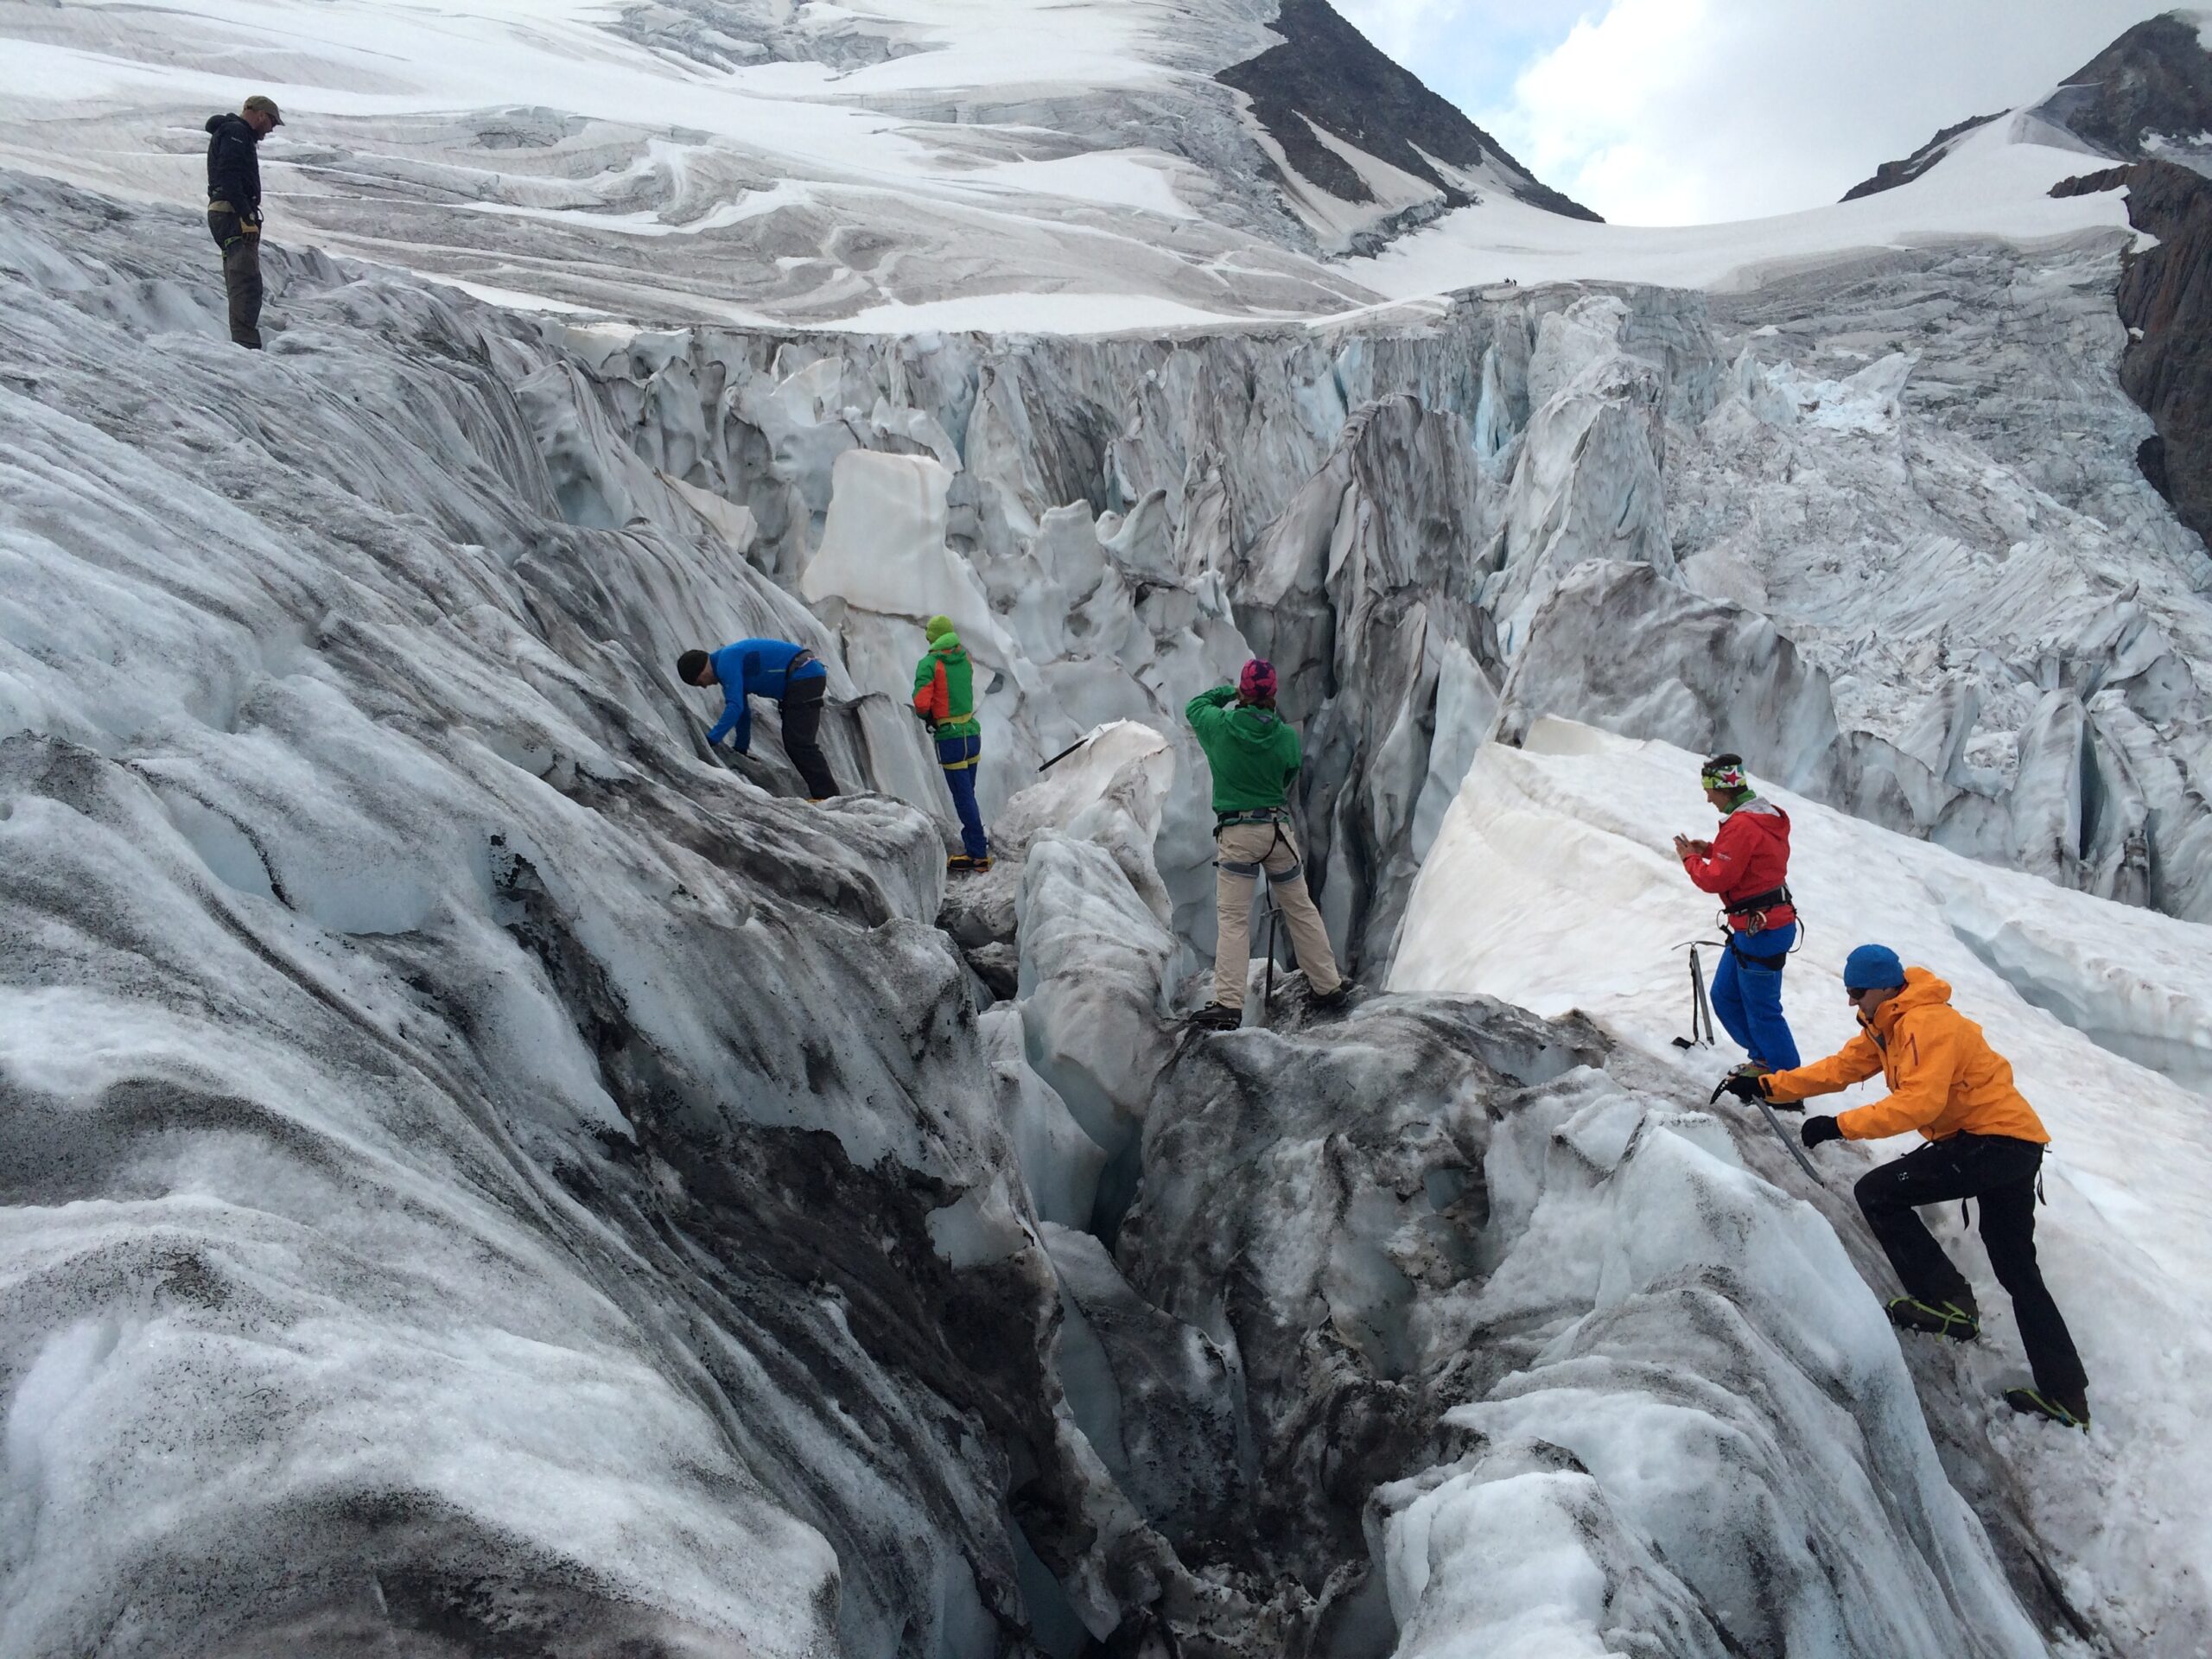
2032, 9, 2212, 172
1218, 0, 1599, 249
1846, 8, 2212, 201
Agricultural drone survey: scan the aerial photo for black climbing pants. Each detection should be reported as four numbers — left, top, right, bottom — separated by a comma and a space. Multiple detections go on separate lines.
207, 209, 264, 348
779, 678, 837, 799
1854, 1133, 2088, 1399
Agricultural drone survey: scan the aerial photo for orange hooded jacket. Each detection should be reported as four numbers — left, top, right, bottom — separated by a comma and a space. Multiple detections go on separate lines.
1762, 968, 2049, 1143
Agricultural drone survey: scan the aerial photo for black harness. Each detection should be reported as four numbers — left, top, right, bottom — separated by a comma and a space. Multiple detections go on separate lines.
1214, 808, 1298, 882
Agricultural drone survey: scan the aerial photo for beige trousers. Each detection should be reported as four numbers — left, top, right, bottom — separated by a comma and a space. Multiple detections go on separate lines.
1212, 820, 1343, 1008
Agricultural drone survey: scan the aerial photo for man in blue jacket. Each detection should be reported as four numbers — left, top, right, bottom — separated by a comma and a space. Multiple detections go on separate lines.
678, 640, 837, 799
206, 95, 282, 348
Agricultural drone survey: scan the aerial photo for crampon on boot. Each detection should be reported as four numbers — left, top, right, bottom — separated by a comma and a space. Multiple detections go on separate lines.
2004, 1387, 2090, 1431
1886, 1296, 1980, 1341
946, 853, 993, 874
1185, 1003, 1241, 1032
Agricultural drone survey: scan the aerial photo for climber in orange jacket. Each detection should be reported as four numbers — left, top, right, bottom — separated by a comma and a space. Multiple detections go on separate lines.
1721, 944, 2089, 1429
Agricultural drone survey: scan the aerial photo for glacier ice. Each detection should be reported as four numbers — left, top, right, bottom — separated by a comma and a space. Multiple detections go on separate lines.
3, 134, 2211, 1659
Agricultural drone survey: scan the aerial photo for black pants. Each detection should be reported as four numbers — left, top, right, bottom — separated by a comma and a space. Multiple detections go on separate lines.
208, 211, 264, 348
779, 679, 836, 799
1854, 1134, 2087, 1399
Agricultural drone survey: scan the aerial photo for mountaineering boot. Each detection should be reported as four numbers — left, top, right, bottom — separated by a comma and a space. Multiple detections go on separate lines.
2004, 1386, 2089, 1431
1310, 980, 1353, 1012
946, 853, 993, 874
1186, 1003, 1241, 1032
1886, 1295, 1980, 1341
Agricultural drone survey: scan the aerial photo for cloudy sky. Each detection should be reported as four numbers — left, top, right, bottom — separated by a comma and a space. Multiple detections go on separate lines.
1332, 0, 2184, 224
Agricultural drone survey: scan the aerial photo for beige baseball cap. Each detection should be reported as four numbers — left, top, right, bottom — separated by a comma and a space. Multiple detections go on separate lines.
242, 94, 283, 126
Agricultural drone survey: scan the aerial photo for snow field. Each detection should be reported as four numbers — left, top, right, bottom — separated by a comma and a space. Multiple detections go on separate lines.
1394, 718, 2212, 1650
0, 0, 2149, 331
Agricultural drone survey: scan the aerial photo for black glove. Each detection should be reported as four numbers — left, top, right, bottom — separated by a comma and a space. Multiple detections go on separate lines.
1714, 1071, 1768, 1105
1801, 1116, 1843, 1149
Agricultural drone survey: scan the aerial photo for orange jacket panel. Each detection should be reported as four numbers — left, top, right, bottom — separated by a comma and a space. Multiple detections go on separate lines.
913, 659, 950, 724
1761, 968, 2049, 1143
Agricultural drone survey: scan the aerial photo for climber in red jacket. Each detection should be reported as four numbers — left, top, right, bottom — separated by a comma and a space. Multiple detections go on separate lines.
1674, 753, 1801, 1073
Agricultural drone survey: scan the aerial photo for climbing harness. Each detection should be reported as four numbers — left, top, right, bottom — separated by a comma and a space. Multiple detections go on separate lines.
1216, 810, 1298, 1021
1721, 882, 1796, 938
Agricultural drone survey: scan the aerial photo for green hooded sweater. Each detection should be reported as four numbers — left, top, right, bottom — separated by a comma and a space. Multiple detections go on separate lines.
912, 625, 982, 739
1185, 684, 1300, 814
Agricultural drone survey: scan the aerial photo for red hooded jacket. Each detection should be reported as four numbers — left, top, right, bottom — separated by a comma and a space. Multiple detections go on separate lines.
1682, 796, 1796, 932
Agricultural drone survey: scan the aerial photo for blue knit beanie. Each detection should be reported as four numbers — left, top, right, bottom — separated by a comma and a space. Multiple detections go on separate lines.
1842, 944, 1905, 991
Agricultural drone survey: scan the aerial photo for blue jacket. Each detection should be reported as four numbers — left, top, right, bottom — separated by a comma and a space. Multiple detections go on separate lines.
704, 639, 828, 752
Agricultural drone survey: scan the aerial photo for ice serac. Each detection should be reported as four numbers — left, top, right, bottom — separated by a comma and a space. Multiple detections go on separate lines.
0, 171, 1153, 1659
1109, 990, 2051, 1657
547, 237, 2212, 938
9, 79, 2212, 1652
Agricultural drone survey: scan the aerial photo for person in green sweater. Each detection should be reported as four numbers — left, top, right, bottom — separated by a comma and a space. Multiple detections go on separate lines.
912, 615, 990, 872
1185, 658, 1347, 1029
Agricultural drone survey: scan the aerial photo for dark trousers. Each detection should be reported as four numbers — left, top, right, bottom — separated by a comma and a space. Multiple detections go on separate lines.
208, 211, 264, 348
936, 733, 988, 859
779, 678, 836, 799
1854, 1134, 2087, 1399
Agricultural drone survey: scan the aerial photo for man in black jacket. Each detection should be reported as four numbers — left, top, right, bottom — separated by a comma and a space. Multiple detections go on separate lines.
206, 96, 282, 347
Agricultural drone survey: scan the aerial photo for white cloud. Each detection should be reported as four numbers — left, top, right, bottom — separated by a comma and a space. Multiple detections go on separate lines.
1332, 0, 1594, 107
1471, 0, 2175, 225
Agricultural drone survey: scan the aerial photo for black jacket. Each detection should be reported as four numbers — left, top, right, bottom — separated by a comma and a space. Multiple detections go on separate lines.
205, 113, 261, 215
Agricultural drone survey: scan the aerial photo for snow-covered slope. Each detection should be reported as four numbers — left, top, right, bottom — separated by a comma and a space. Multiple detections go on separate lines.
0, 0, 2158, 328
1394, 718, 2212, 1652
0, 0, 1591, 329
6, 8, 2212, 1658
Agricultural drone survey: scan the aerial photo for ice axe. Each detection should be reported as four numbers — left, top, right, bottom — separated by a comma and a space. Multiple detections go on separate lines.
1669, 938, 1720, 1050
1708, 1070, 1827, 1186
1037, 734, 1092, 773
1675, 939, 1825, 1186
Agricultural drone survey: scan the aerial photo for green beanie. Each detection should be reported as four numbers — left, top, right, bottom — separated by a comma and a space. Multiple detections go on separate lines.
925, 614, 956, 642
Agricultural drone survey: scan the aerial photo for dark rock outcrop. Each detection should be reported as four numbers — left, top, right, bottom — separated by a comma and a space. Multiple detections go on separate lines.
1218, 0, 1599, 224
1840, 111, 2005, 201
2031, 11, 2212, 166
2053, 160, 2212, 545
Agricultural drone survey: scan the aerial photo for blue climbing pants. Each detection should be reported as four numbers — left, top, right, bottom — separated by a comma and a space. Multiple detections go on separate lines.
1711, 922, 1800, 1071
937, 734, 988, 861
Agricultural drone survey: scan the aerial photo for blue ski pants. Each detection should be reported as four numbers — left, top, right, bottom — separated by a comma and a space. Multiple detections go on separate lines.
937, 734, 988, 860
1711, 922, 1800, 1071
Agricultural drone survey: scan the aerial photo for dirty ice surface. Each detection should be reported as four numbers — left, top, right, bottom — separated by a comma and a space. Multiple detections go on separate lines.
1395, 718, 2212, 1652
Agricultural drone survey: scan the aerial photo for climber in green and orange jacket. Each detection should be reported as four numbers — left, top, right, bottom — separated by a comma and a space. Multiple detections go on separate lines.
912, 615, 989, 872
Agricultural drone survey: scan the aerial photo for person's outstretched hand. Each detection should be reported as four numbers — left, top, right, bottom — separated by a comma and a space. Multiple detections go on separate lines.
1801, 1116, 1843, 1149
1716, 1071, 1770, 1104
